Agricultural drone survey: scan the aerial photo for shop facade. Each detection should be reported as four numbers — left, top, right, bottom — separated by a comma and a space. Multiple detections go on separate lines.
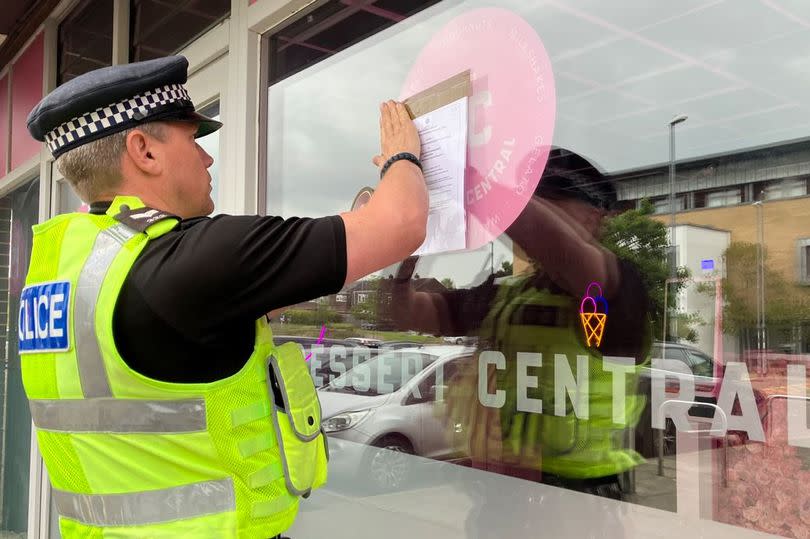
0, 0, 809, 537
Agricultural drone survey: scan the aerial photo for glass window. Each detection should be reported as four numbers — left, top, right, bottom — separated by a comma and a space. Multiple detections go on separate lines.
57, 179, 84, 214
129, 0, 230, 62
411, 355, 470, 403
324, 351, 436, 396
705, 188, 742, 208
652, 196, 685, 214
57, 0, 113, 85
763, 177, 808, 201
267, 0, 440, 84
0, 179, 39, 536
266, 2, 810, 537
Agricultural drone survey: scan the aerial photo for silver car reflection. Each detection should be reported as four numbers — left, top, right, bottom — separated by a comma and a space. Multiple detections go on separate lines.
317, 345, 474, 492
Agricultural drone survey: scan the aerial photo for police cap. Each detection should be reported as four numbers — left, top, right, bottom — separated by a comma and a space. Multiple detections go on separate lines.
27, 55, 222, 159
535, 148, 617, 210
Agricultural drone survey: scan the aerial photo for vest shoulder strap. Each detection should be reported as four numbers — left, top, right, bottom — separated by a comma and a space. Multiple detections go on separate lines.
106, 196, 179, 238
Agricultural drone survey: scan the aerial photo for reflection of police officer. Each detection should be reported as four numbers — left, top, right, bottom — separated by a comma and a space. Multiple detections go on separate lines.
20, 56, 427, 538
388, 148, 652, 534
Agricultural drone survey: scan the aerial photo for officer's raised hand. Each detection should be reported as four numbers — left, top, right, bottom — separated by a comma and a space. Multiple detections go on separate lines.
340, 100, 427, 286
373, 100, 421, 168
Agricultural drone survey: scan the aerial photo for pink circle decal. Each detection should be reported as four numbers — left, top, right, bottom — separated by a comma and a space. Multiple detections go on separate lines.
401, 8, 556, 250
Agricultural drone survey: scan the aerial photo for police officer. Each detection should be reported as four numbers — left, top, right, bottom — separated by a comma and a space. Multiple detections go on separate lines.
387, 148, 652, 535
20, 56, 426, 538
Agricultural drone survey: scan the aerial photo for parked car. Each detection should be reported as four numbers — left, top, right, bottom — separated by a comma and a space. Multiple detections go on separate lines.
636, 341, 725, 456
645, 341, 724, 403
273, 335, 376, 388
318, 345, 475, 492
441, 335, 476, 345
345, 337, 383, 348
380, 341, 424, 350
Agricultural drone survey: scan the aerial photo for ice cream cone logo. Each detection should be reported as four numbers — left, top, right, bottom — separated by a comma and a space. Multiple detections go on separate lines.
580, 282, 608, 348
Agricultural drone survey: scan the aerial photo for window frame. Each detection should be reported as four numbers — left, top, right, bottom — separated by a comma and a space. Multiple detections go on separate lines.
652, 195, 686, 214
704, 188, 742, 208
763, 176, 808, 201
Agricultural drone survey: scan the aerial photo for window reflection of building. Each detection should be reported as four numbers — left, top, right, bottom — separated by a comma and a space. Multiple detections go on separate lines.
266, 0, 441, 85
705, 189, 742, 208
617, 142, 810, 293
763, 177, 808, 201
129, 0, 230, 62
58, 0, 113, 84
652, 196, 685, 214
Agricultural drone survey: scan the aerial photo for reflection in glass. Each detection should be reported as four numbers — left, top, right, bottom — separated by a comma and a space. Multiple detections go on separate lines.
129, 0, 230, 62
58, 0, 113, 84
267, 2, 810, 538
323, 350, 437, 395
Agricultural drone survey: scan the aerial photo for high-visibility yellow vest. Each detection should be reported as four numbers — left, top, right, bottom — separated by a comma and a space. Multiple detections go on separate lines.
19, 196, 328, 538
474, 275, 649, 479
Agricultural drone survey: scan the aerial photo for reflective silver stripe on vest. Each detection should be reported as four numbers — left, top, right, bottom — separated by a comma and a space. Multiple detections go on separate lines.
75, 224, 136, 398
52, 478, 235, 526
29, 398, 207, 433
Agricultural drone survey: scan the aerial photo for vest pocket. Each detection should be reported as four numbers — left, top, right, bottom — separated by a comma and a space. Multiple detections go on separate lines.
267, 343, 328, 496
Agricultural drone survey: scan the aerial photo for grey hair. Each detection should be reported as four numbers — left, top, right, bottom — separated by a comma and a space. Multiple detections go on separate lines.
54, 122, 166, 202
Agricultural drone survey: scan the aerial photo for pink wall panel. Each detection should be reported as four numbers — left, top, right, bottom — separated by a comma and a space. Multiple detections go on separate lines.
10, 32, 44, 171
0, 74, 8, 178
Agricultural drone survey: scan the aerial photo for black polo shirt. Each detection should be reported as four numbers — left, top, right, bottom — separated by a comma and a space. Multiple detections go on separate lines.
90, 202, 347, 383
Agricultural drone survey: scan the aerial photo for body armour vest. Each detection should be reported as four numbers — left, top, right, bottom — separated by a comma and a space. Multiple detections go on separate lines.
450, 274, 649, 480
19, 196, 328, 538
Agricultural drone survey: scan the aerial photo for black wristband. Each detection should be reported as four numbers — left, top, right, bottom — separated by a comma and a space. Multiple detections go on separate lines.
380, 152, 422, 179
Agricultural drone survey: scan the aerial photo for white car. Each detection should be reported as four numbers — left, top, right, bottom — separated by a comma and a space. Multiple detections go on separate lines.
344, 337, 383, 348
317, 345, 475, 492
442, 336, 474, 345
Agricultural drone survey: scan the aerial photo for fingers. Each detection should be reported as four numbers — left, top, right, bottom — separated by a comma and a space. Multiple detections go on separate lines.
380, 101, 394, 139
395, 102, 411, 125
391, 101, 405, 129
379, 102, 385, 137
377, 99, 420, 168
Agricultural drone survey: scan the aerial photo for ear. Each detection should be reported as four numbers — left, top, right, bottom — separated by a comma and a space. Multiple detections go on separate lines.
124, 128, 164, 176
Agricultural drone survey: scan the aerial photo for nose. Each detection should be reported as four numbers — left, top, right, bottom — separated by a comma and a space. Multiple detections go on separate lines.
198, 143, 214, 169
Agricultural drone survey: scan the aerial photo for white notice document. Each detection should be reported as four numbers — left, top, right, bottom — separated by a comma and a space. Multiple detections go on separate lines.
413, 96, 468, 256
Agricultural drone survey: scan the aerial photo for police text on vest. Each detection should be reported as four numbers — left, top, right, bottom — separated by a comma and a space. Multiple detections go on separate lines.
19, 281, 70, 353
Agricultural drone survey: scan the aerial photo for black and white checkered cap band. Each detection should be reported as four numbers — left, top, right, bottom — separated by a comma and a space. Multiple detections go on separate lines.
44, 84, 192, 155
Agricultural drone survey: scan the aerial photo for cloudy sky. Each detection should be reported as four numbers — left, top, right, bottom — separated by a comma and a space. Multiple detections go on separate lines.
265, 0, 810, 287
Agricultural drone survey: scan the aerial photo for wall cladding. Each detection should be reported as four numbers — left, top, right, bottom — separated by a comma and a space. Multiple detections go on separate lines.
10, 32, 43, 171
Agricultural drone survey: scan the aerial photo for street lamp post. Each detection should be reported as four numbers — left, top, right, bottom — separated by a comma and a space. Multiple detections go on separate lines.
753, 200, 766, 373
668, 114, 688, 341
669, 114, 688, 240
